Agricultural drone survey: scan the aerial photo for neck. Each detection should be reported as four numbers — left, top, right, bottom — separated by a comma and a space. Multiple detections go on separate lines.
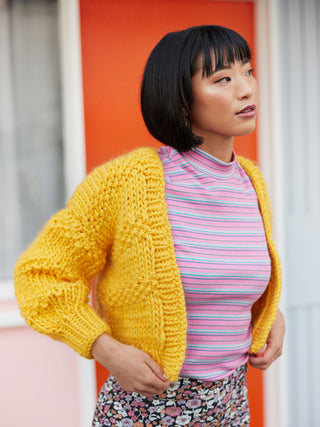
198, 136, 234, 163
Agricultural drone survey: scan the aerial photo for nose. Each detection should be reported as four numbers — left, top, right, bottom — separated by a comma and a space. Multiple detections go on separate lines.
236, 76, 254, 100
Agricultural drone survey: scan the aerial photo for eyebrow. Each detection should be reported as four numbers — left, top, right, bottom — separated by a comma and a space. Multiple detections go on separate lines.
213, 58, 250, 73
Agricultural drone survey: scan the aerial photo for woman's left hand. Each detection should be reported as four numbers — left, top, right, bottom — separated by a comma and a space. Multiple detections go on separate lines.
249, 309, 285, 370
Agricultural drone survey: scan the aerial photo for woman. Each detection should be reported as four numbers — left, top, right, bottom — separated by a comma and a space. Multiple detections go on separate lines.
14, 25, 284, 426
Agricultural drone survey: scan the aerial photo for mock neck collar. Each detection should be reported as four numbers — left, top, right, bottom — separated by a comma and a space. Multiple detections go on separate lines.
181, 147, 237, 179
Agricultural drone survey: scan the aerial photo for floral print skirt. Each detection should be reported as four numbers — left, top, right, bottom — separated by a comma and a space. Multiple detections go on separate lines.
92, 364, 249, 426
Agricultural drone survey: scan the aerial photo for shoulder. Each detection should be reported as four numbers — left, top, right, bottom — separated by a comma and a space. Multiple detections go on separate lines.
92, 147, 162, 179
237, 155, 261, 176
66, 147, 163, 215
70, 148, 163, 204
237, 155, 267, 190
237, 156, 272, 216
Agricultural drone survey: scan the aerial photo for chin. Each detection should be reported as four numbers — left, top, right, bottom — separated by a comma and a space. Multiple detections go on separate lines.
236, 124, 256, 136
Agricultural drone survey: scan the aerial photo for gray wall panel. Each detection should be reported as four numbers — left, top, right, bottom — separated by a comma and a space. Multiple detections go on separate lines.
279, 0, 320, 425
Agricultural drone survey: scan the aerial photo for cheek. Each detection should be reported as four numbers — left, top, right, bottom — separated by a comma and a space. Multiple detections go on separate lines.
208, 94, 232, 115
253, 81, 258, 102
192, 90, 230, 119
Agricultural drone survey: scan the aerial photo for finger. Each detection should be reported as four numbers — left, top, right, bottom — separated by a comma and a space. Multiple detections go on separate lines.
144, 373, 170, 392
145, 356, 169, 383
135, 363, 169, 393
249, 354, 269, 369
249, 355, 271, 370
249, 344, 280, 369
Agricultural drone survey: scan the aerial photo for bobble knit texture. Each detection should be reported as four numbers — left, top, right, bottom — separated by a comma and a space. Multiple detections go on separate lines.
14, 148, 281, 381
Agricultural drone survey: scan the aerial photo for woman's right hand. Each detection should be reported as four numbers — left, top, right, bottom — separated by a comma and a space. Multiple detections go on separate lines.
91, 333, 170, 397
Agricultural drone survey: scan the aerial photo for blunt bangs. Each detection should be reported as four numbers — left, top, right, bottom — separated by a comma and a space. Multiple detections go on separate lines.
190, 26, 252, 77
141, 25, 252, 152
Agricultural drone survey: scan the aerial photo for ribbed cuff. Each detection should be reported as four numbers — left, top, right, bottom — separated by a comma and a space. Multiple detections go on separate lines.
58, 304, 112, 359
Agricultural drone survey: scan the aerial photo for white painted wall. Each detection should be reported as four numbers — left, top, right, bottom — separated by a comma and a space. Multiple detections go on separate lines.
0, 312, 81, 427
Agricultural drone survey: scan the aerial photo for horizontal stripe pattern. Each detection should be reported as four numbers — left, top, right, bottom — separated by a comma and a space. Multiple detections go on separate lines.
158, 146, 271, 380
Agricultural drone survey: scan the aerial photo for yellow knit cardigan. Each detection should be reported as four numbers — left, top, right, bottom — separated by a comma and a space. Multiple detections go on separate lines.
14, 147, 281, 381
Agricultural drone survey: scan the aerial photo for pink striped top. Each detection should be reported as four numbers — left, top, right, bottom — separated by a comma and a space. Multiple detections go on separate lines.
158, 146, 271, 380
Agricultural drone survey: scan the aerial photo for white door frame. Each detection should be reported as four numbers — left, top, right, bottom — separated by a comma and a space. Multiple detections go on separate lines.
255, 1, 288, 426
58, 1, 97, 426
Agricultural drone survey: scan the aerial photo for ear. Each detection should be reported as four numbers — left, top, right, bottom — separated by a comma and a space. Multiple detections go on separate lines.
182, 108, 191, 128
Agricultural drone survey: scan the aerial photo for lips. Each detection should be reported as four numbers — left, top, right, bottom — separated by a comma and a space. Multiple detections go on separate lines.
236, 104, 256, 115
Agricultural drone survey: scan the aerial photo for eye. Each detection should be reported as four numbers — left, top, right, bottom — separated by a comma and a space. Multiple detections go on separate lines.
216, 76, 231, 83
246, 68, 254, 76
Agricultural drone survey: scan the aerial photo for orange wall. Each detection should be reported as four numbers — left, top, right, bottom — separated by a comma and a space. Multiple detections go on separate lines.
79, 1, 261, 425
80, 0, 256, 171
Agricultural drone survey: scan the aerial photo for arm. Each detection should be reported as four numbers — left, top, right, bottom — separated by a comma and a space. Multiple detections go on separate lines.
249, 309, 285, 370
15, 161, 170, 395
14, 164, 116, 358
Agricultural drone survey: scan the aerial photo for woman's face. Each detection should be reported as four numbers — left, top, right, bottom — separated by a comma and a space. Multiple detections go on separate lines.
190, 57, 257, 143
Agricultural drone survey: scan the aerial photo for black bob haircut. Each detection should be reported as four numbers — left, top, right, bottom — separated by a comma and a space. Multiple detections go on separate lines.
141, 25, 252, 152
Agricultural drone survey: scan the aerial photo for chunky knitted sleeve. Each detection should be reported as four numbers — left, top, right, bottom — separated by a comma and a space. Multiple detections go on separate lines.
14, 162, 117, 358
